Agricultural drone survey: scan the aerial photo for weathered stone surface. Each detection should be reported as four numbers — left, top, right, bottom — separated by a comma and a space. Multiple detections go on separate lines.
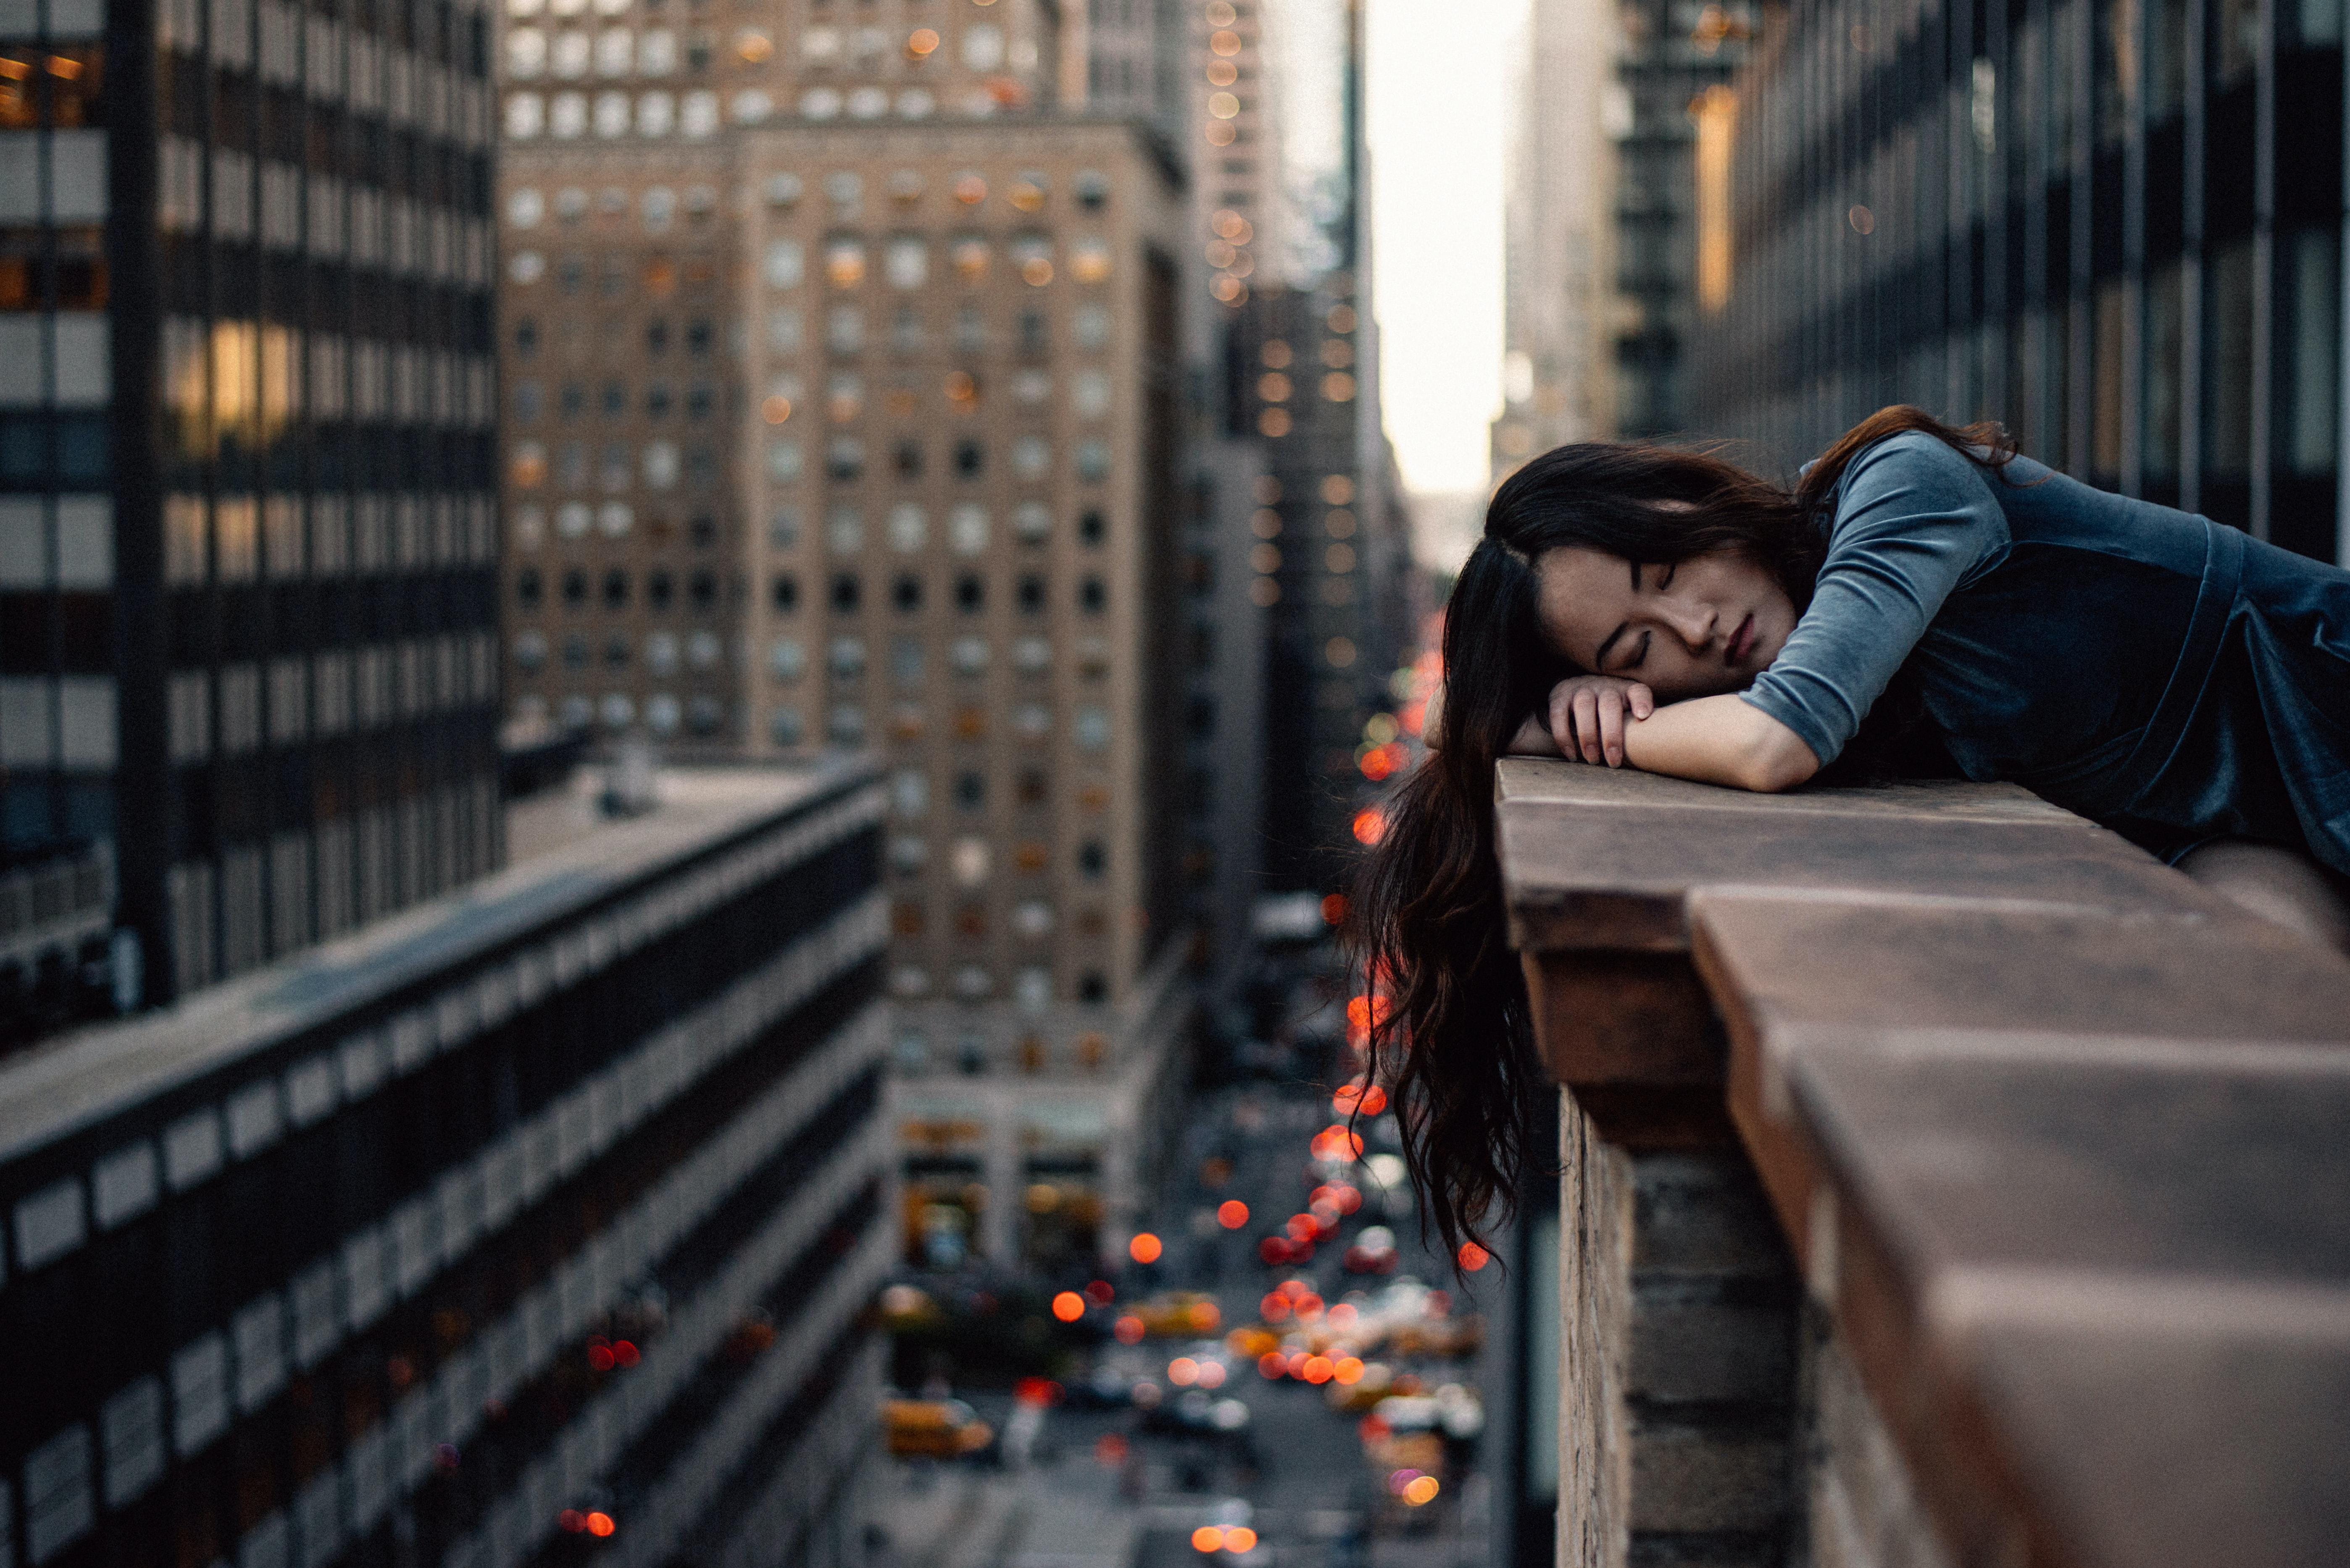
1964, 1314, 2350, 1568
1497, 759, 2079, 824
1500, 801, 2204, 954
1693, 892, 2350, 1049
1625, 1424, 1790, 1534
1524, 950, 1721, 1087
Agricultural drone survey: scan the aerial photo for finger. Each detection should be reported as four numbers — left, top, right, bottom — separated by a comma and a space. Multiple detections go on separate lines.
1572, 690, 1603, 763
1630, 683, 1655, 720
1599, 690, 1626, 766
1547, 690, 1577, 756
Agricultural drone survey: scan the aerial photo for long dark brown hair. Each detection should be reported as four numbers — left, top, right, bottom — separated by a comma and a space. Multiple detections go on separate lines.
1353, 407, 2018, 1269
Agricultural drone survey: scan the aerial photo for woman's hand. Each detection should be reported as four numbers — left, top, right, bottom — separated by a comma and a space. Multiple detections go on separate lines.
1545, 675, 1655, 767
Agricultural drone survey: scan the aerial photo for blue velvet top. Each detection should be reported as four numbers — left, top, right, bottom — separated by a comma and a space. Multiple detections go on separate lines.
1739, 431, 2350, 873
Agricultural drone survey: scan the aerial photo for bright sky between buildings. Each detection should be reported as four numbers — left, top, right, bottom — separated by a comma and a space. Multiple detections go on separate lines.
1366, 0, 1524, 496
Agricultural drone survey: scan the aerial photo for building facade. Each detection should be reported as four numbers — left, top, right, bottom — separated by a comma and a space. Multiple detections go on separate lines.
1612, 0, 1757, 438
1691, 0, 2349, 568
1490, 0, 1623, 474
492, 0, 1200, 1272
0, 759, 889, 1568
0, 0, 507, 1016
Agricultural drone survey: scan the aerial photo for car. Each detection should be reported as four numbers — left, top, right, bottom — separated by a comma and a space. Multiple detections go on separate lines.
1343, 1225, 1400, 1275
882, 1397, 995, 1459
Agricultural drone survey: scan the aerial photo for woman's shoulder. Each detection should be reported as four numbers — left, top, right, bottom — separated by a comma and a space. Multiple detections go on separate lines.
1839, 428, 1993, 487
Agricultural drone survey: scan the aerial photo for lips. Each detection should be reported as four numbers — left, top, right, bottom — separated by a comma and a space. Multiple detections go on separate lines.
1726, 614, 1755, 666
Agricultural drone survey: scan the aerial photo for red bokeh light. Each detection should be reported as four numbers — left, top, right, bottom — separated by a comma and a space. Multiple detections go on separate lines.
1051, 1290, 1086, 1322
1085, 1279, 1116, 1304
1352, 807, 1386, 845
587, 1344, 615, 1372
612, 1340, 639, 1366
1218, 1199, 1250, 1229
1113, 1314, 1145, 1345
585, 1512, 616, 1538
1458, 1241, 1492, 1272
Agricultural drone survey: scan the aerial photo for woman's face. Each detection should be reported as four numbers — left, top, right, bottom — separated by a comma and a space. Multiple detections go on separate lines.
1533, 544, 1796, 701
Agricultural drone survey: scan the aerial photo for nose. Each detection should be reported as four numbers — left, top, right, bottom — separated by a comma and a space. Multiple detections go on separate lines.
1661, 594, 1716, 650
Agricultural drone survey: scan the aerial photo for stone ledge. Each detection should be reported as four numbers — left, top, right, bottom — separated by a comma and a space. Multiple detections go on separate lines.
1495, 758, 2350, 1568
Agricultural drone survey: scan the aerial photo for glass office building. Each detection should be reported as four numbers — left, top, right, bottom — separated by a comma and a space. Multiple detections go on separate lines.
1691, 0, 2349, 565
0, 761, 888, 1568
0, 0, 505, 1014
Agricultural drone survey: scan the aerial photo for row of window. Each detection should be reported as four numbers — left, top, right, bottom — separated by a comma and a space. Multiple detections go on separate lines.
887, 764, 1095, 816
502, 81, 1021, 137
755, 302, 1114, 357
510, 502, 718, 546
515, 688, 726, 734
764, 434, 1115, 484
508, 437, 716, 491
515, 563, 720, 610
772, 633, 1085, 681
511, 628, 723, 672
888, 964, 1112, 1008
769, 570, 1111, 616
758, 234, 1114, 291
779, 701, 1111, 751
884, 832, 1110, 883
511, 378, 720, 422
511, 313, 714, 356
771, 501, 1107, 553
503, 169, 1111, 235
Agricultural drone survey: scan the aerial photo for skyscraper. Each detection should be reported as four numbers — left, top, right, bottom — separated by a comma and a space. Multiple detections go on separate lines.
0, 0, 505, 1014
493, 0, 1195, 1270
1491, 0, 1622, 476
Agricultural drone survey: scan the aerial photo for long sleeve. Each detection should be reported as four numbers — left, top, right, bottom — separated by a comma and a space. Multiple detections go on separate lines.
1739, 431, 2009, 764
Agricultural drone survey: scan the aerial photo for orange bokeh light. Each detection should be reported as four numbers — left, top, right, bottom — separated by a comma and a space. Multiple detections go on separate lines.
1224, 1527, 1259, 1552
1403, 1475, 1440, 1505
1258, 1351, 1287, 1378
1113, 1314, 1145, 1344
1168, 1357, 1200, 1386
1333, 1356, 1366, 1384
1129, 1232, 1163, 1264
1218, 1199, 1250, 1229
1301, 1355, 1335, 1384
1352, 807, 1386, 845
585, 1512, 616, 1537
1458, 1241, 1492, 1271
1051, 1290, 1086, 1321
1192, 1527, 1226, 1552
1321, 893, 1348, 925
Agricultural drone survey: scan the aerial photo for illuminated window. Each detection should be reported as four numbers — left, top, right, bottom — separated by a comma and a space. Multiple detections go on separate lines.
885, 236, 928, 288
891, 638, 924, 685
950, 636, 988, 675
888, 503, 928, 550
829, 635, 867, 677
647, 632, 680, 674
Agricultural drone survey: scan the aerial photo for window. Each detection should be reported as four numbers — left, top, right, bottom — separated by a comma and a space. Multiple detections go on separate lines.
602, 567, 629, 608
1078, 839, 1106, 877
954, 302, 986, 350
514, 381, 544, 420
832, 573, 861, 612
689, 569, 717, 609
953, 771, 985, 809
1076, 706, 1109, 751
827, 504, 865, 554
826, 237, 867, 287
950, 636, 988, 674
888, 504, 927, 550
893, 574, 923, 611
891, 308, 924, 354
647, 319, 670, 354
562, 567, 587, 606
1012, 436, 1051, 479
949, 504, 987, 553
1016, 768, 1047, 804
954, 573, 984, 612
646, 381, 674, 418
1072, 304, 1108, 349
1075, 439, 1110, 481
647, 631, 679, 673
1074, 169, 1110, 210
1078, 575, 1105, 613
516, 568, 543, 607
763, 238, 805, 289
770, 638, 807, 679
514, 631, 548, 671
827, 436, 865, 480
1016, 574, 1045, 613
953, 439, 984, 478
892, 767, 929, 816
828, 306, 864, 354
603, 632, 631, 666
1079, 509, 1105, 546
563, 634, 589, 667
894, 440, 924, 478
890, 638, 924, 686
686, 318, 713, 354
885, 237, 928, 288
1013, 635, 1050, 672
829, 635, 868, 676
1014, 502, 1052, 544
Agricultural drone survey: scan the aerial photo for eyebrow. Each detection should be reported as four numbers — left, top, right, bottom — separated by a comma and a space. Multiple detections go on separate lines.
1591, 559, 1639, 669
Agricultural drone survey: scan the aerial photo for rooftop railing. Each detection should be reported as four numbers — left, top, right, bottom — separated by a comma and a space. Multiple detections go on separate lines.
1493, 759, 2350, 1568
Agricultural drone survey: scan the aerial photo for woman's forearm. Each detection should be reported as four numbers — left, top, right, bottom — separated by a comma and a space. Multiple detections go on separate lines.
1620, 694, 1820, 791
